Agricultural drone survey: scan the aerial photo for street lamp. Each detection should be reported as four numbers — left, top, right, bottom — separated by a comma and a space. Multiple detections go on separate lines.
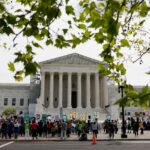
119, 85, 127, 138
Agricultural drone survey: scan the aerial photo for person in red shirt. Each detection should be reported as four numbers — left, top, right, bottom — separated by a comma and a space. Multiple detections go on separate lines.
30, 120, 39, 140
47, 121, 52, 137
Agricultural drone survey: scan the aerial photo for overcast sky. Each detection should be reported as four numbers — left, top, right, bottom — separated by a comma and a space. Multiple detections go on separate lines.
1, 39, 150, 85
0, 0, 150, 85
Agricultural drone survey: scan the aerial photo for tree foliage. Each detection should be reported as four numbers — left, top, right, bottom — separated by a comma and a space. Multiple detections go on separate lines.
2, 107, 16, 116
1, 0, 70, 80
115, 85, 150, 107
1, 0, 150, 106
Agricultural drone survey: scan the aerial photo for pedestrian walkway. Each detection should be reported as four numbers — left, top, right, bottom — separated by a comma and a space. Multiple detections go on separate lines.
3, 130, 150, 141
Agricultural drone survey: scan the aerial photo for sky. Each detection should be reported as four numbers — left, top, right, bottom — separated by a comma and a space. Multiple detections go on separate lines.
0, 0, 150, 85
1, 39, 150, 86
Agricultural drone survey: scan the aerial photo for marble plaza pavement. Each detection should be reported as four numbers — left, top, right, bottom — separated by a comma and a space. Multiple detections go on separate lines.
1, 130, 150, 141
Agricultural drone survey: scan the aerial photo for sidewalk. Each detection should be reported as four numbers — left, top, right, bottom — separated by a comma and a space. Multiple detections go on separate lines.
1, 130, 150, 141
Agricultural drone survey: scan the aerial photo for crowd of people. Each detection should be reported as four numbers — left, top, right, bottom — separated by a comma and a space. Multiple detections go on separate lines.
0, 116, 100, 140
0, 116, 149, 140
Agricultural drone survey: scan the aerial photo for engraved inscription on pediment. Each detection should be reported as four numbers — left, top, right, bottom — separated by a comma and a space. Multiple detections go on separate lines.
52, 56, 97, 65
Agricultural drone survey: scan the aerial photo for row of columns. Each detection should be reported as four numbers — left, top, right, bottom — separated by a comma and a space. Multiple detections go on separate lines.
40, 72, 108, 109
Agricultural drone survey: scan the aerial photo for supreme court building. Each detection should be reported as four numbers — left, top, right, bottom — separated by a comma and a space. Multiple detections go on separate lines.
29, 53, 113, 120
0, 53, 145, 120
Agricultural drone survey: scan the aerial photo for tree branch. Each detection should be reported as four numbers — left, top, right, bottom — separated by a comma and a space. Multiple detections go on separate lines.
13, 22, 29, 43
133, 47, 150, 63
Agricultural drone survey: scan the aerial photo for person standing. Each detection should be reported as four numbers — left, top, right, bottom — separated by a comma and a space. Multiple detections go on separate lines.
91, 122, 98, 138
139, 121, 144, 135
108, 121, 115, 139
133, 121, 139, 136
66, 121, 71, 138
24, 121, 30, 140
61, 120, 67, 139
38, 120, 43, 137
47, 121, 52, 137
7, 120, 14, 139
77, 121, 82, 137
127, 118, 132, 134
14, 120, 19, 139
30, 120, 38, 140
1, 120, 7, 139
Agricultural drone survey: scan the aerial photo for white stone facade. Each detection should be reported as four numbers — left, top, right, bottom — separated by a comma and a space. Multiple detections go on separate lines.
0, 84, 30, 115
34, 53, 109, 120
0, 53, 145, 120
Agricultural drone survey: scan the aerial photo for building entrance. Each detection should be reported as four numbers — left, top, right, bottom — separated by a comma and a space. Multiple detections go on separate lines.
72, 91, 77, 108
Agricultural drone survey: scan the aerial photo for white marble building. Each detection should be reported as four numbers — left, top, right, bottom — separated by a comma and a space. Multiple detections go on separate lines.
32, 53, 110, 120
0, 53, 146, 120
0, 84, 30, 115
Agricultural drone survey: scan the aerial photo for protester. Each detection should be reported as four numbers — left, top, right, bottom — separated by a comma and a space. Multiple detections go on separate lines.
0, 115, 149, 141
1, 120, 7, 139
61, 120, 67, 139
14, 120, 19, 139
108, 121, 115, 139
30, 120, 38, 140
24, 121, 30, 140
7, 120, 14, 139
91, 122, 98, 138
139, 120, 144, 135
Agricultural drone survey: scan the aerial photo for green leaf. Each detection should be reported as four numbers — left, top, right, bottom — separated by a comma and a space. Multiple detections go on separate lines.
3, 26, 14, 35
25, 62, 39, 76
23, 28, 33, 36
6, 14, 17, 25
32, 41, 43, 49
26, 45, 32, 52
16, 70, 24, 76
120, 39, 130, 47
94, 33, 104, 43
41, 28, 49, 37
0, 2, 5, 13
84, 30, 91, 38
66, 6, 75, 15
118, 63, 126, 75
78, 24, 86, 30
34, 35, 44, 41
146, 71, 150, 75
8, 62, 15, 72
65, 0, 69, 4
46, 39, 53, 45
139, 20, 145, 26
103, 44, 109, 50
63, 29, 68, 35
90, 2, 96, 10
97, 64, 105, 70
14, 75, 23, 81
90, 19, 102, 29
139, 2, 150, 17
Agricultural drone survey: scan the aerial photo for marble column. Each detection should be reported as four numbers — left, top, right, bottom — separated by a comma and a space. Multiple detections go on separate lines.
58, 72, 63, 108
67, 72, 72, 108
49, 72, 54, 109
95, 73, 100, 108
99, 77, 104, 108
102, 76, 108, 107
40, 72, 45, 107
77, 73, 82, 108
86, 73, 91, 108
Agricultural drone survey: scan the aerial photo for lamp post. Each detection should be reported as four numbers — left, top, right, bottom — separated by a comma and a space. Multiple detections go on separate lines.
119, 85, 127, 138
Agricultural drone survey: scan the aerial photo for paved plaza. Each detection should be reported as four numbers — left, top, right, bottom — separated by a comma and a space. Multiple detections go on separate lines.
1, 130, 150, 141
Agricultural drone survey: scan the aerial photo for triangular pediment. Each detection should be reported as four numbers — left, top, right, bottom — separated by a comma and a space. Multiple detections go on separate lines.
40, 53, 101, 65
